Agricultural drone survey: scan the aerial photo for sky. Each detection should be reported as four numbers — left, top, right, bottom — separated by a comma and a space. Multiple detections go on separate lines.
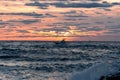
0, 0, 120, 41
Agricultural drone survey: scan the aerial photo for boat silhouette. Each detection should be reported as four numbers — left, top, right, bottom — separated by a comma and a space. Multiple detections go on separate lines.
54, 39, 67, 47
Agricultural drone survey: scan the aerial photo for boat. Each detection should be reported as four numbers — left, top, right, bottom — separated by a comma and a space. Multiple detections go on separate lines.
54, 39, 67, 47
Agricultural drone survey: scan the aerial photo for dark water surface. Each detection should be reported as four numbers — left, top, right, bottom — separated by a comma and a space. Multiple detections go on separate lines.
0, 41, 120, 80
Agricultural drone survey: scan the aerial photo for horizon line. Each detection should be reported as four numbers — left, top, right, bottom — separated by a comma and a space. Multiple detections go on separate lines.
0, 40, 120, 42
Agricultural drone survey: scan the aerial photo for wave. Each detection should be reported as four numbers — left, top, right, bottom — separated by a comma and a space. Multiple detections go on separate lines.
68, 61, 120, 80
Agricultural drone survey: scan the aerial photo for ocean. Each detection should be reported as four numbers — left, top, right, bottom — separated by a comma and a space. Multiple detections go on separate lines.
0, 41, 120, 80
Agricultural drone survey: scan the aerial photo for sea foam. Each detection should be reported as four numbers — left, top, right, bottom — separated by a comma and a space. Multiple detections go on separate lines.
69, 62, 109, 80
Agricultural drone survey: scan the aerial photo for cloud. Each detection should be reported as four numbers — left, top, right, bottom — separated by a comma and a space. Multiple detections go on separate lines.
17, 30, 30, 33
104, 24, 120, 34
25, 1, 120, 9
107, 25, 120, 29
64, 17, 85, 21
3, 35, 41, 38
60, 10, 88, 21
25, 1, 120, 11
86, 27, 103, 31
0, 12, 43, 18
105, 29, 120, 34
112, 2, 120, 5
0, 12, 57, 18
110, 29, 120, 33
25, 1, 49, 9
45, 13, 57, 17
52, 22, 78, 27
65, 15, 88, 17
95, 22, 104, 24
50, 2, 113, 8
8, 19, 40, 24
0, 20, 8, 25
64, 14, 88, 21
19, 19, 40, 24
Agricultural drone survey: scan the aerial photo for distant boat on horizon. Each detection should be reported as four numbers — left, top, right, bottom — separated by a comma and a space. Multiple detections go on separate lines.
54, 39, 67, 47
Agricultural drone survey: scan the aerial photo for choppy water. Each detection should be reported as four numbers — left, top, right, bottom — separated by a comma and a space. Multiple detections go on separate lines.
0, 41, 120, 80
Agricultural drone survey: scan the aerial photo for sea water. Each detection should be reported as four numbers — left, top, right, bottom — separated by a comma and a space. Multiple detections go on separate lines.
0, 41, 120, 80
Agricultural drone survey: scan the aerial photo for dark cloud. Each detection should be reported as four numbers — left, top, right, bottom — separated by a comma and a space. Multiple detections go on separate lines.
86, 27, 103, 31
105, 29, 120, 34
45, 13, 57, 17
0, 12, 43, 18
61, 10, 88, 21
25, 1, 49, 9
111, 30, 120, 33
107, 25, 120, 29
19, 19, 39, 24
0, 20, 8, 25
65, 15, 88, 17
4, 36, 41, 38
25, 1, 120, 9
50, 2, 113, 8
17, 30, 29, 33
64, 15, 88, 21
107, 21, 113, 23
53, 22, 78, 27
64, 17, 85, 21
79, 23, 90, 25
112, 2, 120, 5
0, 12, 57, 18
8, 19, 40, 24
23, 1, 120, 16
110, 29, 120, 33
95, 22, 104, 24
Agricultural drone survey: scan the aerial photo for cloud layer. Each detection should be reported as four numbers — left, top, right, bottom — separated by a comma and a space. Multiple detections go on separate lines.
25, 1, 120, 8
0, 0, 120, 41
